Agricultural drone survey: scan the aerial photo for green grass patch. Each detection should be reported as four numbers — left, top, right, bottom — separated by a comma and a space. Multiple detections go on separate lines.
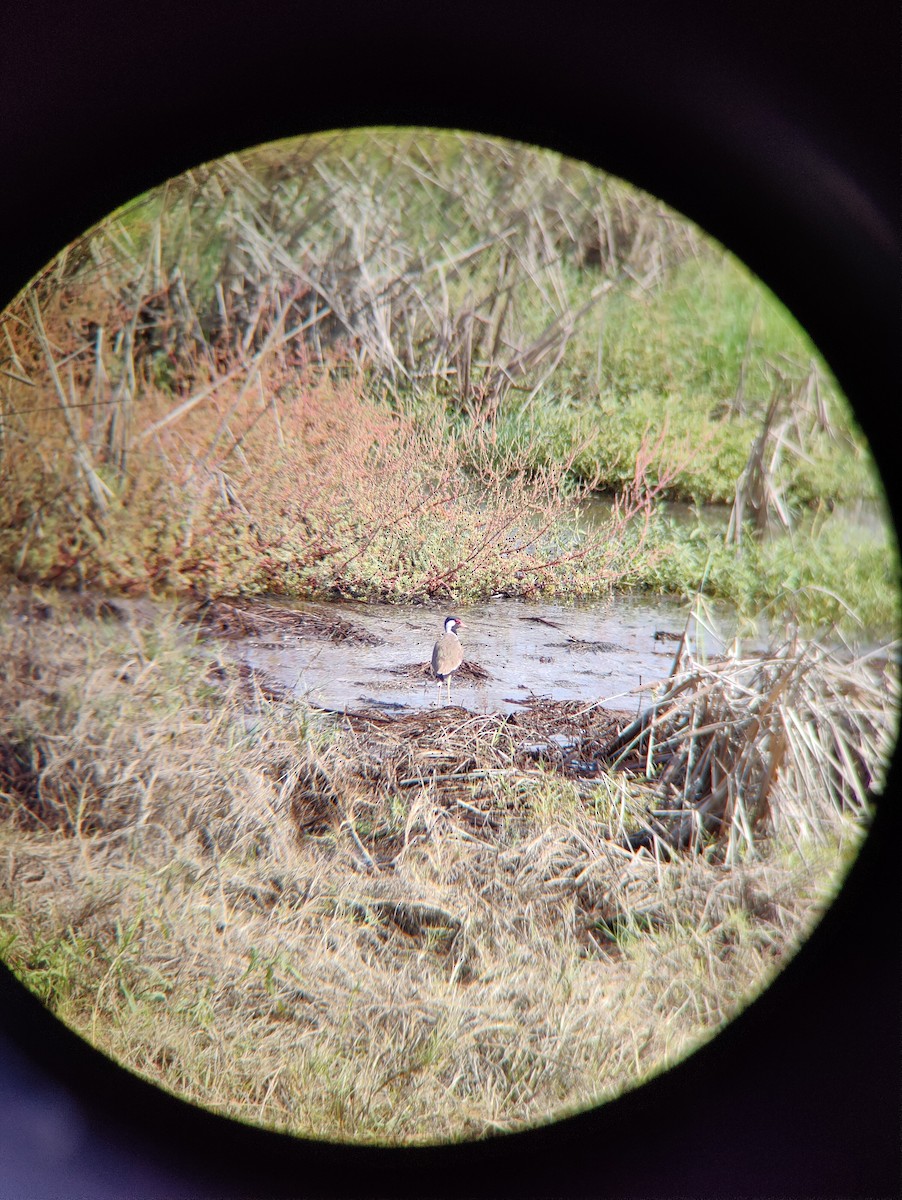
618, 509, 900, 636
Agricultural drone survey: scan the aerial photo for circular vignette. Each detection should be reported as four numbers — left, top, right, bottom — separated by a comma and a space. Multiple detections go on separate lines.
0, 5, 898, 1199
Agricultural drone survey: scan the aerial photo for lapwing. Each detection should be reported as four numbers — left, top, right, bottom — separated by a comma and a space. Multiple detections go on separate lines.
431, 616, 463, 704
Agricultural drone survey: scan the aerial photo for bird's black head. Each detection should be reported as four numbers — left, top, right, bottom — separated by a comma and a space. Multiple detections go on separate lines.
444, 616, 462, 634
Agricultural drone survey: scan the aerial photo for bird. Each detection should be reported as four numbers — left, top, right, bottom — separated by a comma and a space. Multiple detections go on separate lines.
431, 616, 463, 704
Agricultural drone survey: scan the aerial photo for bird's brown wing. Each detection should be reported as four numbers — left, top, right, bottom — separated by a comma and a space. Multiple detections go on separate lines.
432, 633, 463, 678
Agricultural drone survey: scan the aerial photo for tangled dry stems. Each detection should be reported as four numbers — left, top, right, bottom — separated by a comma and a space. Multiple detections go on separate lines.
588, 633, 896, 862
0, 340, 639, 600
0, 588, 887, 1143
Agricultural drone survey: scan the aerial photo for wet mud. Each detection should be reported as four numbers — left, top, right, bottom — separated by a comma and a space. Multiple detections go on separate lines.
215, 594, 766, 716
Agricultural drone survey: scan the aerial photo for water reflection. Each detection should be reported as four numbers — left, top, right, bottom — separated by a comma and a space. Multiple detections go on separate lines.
579, 495, 887, 538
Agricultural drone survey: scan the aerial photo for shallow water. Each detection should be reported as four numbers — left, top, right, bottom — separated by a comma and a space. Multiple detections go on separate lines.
580, 494, 889, 539
235, 594, 769, 715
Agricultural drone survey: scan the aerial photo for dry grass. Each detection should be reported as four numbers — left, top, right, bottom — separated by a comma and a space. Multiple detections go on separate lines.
0, 587, 886, 1145
0, 130, 699, 552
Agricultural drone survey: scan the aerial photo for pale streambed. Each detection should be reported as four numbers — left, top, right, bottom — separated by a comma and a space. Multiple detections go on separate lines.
233, 594, 770, 715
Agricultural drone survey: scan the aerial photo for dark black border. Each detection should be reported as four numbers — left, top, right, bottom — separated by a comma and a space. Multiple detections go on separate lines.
1, 3, 899, 1197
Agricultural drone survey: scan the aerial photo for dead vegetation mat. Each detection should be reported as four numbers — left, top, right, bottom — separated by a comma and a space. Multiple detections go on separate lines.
188, 596, 382, 645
